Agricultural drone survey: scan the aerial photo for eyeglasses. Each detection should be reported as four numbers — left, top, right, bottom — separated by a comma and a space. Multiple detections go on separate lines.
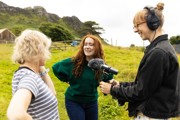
133, 21, 146, 29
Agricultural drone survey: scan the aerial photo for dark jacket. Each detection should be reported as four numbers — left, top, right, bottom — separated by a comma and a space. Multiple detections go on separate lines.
110, 34, 180, 118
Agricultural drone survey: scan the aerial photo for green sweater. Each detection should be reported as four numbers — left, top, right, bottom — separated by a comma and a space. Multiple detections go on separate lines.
52, 58, 113, 103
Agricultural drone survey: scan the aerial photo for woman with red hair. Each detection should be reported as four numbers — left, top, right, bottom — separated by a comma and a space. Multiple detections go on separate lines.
52, 34, 113, 120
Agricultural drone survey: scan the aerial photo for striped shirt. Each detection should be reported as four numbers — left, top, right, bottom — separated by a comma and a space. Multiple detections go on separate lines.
12, 67, 59, 120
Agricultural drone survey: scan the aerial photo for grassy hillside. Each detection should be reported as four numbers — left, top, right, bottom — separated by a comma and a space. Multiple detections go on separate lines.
0, 11, 79, 39
0, 13, 48, 32
0, 44, 179, 120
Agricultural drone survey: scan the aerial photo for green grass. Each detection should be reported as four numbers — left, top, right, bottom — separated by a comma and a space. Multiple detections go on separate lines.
0, 44, 179, 120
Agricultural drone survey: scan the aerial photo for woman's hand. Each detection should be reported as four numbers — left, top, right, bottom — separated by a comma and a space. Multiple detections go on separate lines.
39, 66, 56, 96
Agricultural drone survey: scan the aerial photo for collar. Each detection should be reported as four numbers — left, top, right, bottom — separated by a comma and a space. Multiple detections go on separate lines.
145, 34, 168, 53
16, 66, 35, 73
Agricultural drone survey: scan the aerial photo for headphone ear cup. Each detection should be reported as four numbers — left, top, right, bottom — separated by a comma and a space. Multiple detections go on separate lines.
144, 6, 160, 30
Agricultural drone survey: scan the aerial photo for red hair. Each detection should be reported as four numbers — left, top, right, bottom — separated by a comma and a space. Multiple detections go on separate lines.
72, 34, 104, 80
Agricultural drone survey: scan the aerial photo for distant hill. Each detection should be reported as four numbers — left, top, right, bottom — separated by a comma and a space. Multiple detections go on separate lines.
0, 1, 83, 38
0, 1, 60, 22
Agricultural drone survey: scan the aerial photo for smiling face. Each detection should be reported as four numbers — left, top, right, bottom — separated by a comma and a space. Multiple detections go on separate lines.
133, 21, 152, 40
133, 10, 153, 41
72, 34, 104, 78
83, 37, 95, 61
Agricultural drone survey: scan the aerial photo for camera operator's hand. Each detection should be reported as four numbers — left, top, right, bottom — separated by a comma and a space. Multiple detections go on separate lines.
99, 81, 111, 94
109, 79, 119, 86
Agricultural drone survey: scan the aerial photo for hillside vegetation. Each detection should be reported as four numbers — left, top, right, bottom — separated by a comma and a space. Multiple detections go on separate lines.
0, 1, 106, 43
0, 44, 179, 120
0, 1, 84, 40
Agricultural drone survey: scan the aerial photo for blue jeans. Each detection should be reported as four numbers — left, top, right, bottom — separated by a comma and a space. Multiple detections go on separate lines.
65, 98, 98, 120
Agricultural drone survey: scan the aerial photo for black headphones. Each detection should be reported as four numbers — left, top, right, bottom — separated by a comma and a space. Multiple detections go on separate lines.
144, 6, 160, 31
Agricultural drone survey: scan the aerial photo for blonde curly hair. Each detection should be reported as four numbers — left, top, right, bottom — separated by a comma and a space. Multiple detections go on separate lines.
12, 29, 51, 64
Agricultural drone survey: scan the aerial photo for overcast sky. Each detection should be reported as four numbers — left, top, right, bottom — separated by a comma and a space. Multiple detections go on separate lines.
1, 0, 180, 47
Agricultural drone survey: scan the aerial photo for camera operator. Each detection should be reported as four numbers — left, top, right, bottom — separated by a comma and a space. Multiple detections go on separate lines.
100, 2, 180, 120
